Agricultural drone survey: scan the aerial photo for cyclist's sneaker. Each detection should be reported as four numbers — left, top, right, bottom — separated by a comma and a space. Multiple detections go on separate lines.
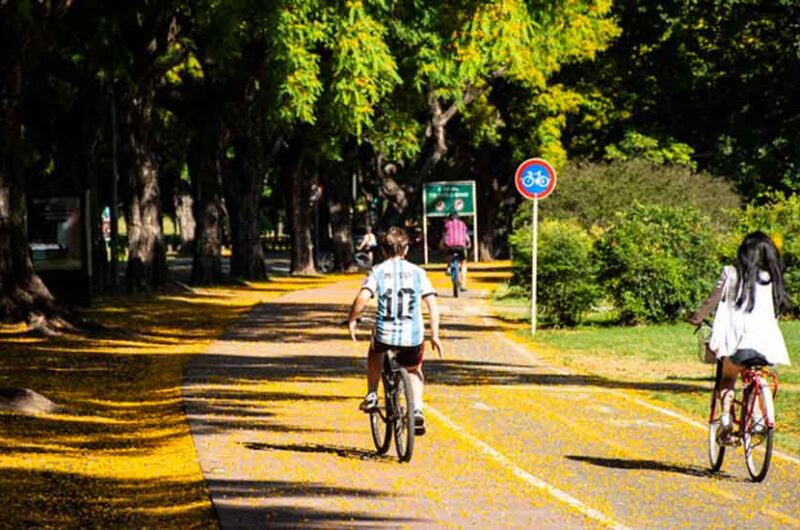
717, 416, 735, 445
752, 420, 768, 434
359, 392, 378, 412
414, 410, 426, 435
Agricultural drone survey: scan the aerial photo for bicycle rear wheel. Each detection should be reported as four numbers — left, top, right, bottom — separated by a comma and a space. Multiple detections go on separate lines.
451, 260, 460, 298
708, 362, 725, 472
392, 368, 415, 462
743, 384, 774, 482
369, 375, 392, 454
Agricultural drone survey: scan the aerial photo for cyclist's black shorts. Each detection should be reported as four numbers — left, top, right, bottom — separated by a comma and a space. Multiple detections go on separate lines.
729, 348, 771, 367
447, 246, 466, 261
371, 340, 425, 368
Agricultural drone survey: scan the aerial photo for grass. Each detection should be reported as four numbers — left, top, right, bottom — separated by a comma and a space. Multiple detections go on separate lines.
0, 273, 352, 528
492, 287, 800, 456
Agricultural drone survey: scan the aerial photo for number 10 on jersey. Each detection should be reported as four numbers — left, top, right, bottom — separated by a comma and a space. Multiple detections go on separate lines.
380, 288, 415, 321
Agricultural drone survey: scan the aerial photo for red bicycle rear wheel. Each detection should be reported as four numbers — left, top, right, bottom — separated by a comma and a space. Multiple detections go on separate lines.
742, 384, 774, 482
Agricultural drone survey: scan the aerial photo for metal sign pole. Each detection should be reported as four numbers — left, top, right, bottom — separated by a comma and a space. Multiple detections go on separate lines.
472, 181, 478, 263
532, 198, 538, 336
422, 189, 429, 265
514, 158, 555, 337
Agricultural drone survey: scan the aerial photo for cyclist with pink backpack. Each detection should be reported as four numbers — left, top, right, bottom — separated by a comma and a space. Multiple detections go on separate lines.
443, 211, 471, 291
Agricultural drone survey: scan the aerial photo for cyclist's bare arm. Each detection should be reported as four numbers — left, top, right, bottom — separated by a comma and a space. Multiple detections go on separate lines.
689, 268, 728, 324
348, 289, 372, 341
423, 294, 443, 357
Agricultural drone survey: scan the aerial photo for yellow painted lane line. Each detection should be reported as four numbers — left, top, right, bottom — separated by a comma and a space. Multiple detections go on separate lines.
426, 405, 631, 530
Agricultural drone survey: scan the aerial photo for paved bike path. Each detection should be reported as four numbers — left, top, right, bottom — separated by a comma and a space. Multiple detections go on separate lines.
182, 276, 800, 529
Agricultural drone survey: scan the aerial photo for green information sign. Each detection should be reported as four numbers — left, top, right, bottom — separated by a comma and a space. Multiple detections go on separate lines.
423, 181, 476, 217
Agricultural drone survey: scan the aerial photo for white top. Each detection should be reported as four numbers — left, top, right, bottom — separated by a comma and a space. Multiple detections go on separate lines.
361, 233, 377, 249
361, 257, 436, 346
711, 265, 790, 365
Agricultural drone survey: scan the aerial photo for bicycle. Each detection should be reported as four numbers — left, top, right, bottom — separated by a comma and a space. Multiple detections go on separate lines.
700, 324, 779, 481
351, 318, 416, 463
522, 169, 550, 189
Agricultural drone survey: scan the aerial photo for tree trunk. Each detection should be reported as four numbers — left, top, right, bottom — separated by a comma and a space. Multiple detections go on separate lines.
289, 157, 315, 275
0, 50, 55, 322
228, 135, 267, 280
121, 91, 167, 291
83, 85, 108, 292
188, 124, 224, 285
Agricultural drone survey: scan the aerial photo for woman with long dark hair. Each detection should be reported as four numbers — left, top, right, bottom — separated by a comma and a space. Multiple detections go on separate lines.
690, 231, 791, 441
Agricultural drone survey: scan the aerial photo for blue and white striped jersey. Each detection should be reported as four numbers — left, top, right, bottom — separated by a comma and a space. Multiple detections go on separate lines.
361, 258, 436, 347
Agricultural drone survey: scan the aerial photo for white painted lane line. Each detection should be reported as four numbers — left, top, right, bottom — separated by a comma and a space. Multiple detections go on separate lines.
493, 333, 572, 375
426, 405, 632, 530
488, 332, 800, 467
614, 391, 800, 466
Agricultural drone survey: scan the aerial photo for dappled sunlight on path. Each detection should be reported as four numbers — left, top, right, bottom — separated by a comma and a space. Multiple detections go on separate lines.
0, 273, 348, 528
183, 265, 800, 529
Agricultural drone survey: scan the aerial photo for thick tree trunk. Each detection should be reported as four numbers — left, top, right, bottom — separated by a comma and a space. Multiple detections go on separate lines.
188, 124, 224, 285
289, 158, 315, 275
121, 91, 167, 291
228, 135, 267, 280
477, 177, 509, 261
0, 52, 55, 321
83, 86, 108, 292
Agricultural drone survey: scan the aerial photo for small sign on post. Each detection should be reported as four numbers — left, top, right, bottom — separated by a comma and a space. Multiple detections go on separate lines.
514, 158, 557, 335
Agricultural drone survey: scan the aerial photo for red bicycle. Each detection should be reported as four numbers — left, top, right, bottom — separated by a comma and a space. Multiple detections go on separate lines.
707, 356, 778, 482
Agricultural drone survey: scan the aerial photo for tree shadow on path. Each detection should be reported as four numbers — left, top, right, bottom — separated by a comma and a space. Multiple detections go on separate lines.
204, 479, 429, 529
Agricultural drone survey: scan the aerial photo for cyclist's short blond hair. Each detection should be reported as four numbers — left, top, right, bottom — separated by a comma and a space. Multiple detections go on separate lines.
381, 226, 409, 257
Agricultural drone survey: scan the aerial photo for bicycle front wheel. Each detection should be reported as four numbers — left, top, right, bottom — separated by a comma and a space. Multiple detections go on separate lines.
392, 368, 415, 463
743, 384, 774, 482
708, 392, 725, 473
708, 362, 725, 472
370, 374, 392, 454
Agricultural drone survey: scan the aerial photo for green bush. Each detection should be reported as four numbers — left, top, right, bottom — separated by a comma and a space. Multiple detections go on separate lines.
510, 218, 598, 326
736, 192, 800, 315
594, 204, 724, 324
540, 159, 740, 229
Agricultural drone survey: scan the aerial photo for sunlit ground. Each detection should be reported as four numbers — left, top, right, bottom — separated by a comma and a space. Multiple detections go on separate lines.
492, 287, 800, 456
0, 274, 351, 528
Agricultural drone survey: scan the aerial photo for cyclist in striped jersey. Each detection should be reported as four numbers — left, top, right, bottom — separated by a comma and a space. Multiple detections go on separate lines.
444, 211, 471, 291
347, 226, 443, 434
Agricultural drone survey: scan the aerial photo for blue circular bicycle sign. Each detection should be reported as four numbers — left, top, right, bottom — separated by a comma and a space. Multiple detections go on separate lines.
515, 158, 556, 200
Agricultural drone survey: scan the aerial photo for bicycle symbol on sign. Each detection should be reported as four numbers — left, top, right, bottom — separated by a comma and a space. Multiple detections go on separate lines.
522, 169, 550, 189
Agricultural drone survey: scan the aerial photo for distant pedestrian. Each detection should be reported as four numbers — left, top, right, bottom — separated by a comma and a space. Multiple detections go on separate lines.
356, 226, 378, 266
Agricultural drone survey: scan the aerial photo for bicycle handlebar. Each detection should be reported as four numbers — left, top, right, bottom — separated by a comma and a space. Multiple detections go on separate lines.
692, 318, 712, 334
342, 316, 375, 326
